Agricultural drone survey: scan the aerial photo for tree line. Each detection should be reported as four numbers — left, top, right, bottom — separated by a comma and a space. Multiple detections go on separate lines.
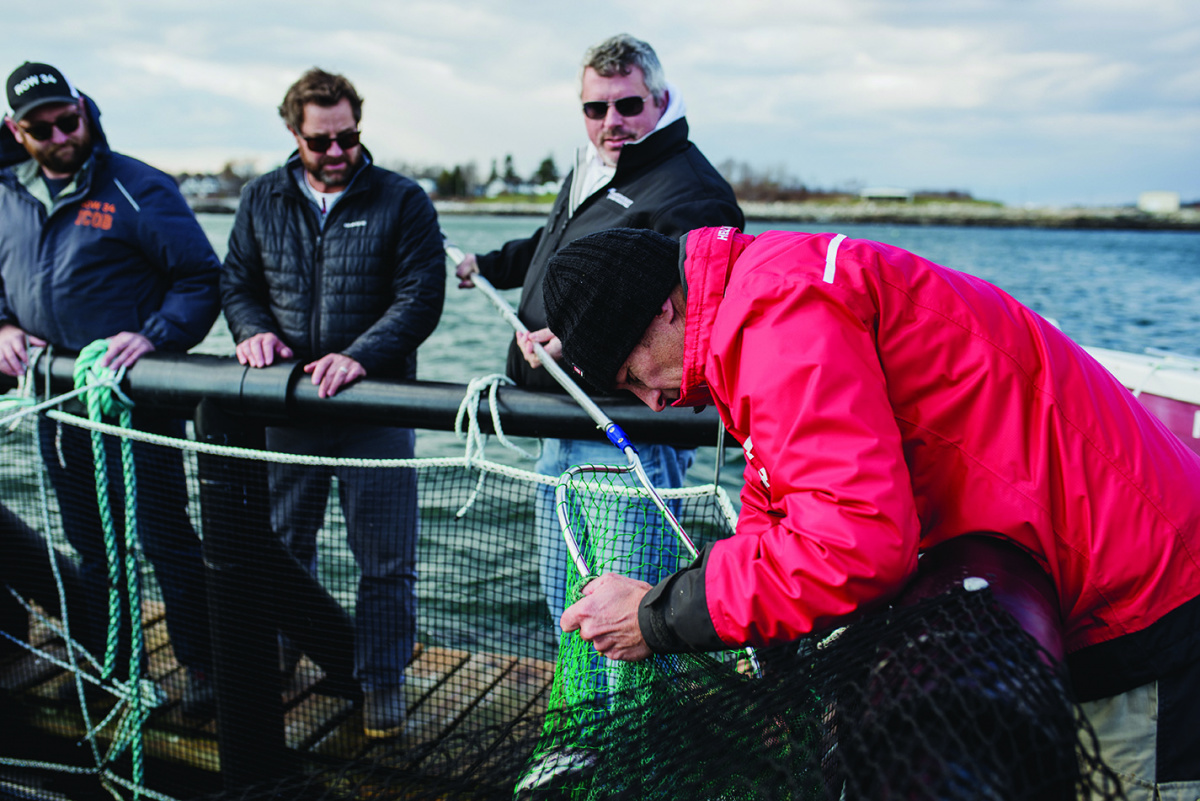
177, 156, 976, 203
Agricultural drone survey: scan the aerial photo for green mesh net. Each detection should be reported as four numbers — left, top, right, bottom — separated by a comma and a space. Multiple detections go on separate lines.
515, 459, 784, 799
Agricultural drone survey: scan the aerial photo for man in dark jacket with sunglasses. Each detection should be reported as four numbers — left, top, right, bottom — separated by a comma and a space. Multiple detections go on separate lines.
453, 34, 744, 625
221, 67, 445, 740
0, 62, 220, 714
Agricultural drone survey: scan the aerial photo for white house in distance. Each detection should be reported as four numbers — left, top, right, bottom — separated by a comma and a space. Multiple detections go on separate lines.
1137, 191, 1181, 214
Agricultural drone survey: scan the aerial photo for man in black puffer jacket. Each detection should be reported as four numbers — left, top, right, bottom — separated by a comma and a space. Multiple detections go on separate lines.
221, 67, 445, 739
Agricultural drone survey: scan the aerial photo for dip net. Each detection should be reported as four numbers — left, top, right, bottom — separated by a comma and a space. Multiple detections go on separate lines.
0, 409, 1125, 800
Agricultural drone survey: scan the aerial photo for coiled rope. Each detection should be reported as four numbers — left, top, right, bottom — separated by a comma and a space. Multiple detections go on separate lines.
0, 340, 161, 796
453, 374, 540, 518
72, 340, 155, 796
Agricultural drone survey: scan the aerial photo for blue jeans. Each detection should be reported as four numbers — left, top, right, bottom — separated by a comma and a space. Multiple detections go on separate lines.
37, 413, 212, 673
534, 437, 695, 623
266, 424, 418, 693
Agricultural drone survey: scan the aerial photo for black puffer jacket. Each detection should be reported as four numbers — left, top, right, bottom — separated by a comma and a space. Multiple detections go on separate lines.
476, 118, 744, 392
221, 153, 445, 379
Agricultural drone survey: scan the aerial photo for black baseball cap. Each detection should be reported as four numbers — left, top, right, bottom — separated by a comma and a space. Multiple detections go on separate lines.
6, 62, 80, 122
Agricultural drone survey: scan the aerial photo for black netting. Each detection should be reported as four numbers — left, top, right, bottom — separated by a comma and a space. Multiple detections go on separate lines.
193, 589, 1124, 801
0, 413, 1124, 800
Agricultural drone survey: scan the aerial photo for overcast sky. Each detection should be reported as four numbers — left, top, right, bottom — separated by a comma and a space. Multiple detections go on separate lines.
9, 0, 1198, 206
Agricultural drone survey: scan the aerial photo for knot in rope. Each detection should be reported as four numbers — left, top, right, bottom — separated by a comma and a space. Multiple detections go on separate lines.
455, 374, 539, 463
453, 374, 540, 519
73, 340, 134, 417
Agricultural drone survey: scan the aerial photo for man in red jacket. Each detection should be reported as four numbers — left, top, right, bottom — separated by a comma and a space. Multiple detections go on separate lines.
537, 226, 1200, 799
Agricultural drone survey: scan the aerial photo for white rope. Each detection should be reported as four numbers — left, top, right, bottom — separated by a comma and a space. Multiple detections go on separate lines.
0, 757, 100, 774
102, 770, 182, 801
0, 761, 181, 801
454, 373, 540, 463
44, 411, 736, 502
453, 374, 540, 518
0, 364, 127, 429
2, 589, 101, 673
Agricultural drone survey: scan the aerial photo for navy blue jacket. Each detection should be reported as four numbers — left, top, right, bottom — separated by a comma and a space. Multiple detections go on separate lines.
220, 153, 445, 380
0, 95, 220, 352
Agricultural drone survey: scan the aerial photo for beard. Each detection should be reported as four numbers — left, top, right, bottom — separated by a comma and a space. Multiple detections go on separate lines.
34, 129, 93, 176
304, 150, 361, 189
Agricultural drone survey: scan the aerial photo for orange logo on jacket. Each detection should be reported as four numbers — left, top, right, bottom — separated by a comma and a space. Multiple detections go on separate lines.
74, 200, 116, 230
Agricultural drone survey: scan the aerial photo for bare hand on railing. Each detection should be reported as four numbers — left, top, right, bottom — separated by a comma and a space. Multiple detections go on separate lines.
516, 327, 563, 369
454, 252, 480, 288
235, 332, 294, 368
103, 331, 156, 371
0, 324, 45, 377
560, 573, 653, 662
304, 353, 366, 399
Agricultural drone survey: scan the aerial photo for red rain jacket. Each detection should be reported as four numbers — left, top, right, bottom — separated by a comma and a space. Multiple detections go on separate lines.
639, 227, 1200, 699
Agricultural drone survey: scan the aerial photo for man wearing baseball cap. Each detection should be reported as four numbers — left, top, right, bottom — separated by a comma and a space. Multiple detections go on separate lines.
1, 62, 220, 716
543, 226, 1200, 798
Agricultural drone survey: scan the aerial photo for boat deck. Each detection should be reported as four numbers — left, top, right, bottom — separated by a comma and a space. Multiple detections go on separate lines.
0, 602, 555, 777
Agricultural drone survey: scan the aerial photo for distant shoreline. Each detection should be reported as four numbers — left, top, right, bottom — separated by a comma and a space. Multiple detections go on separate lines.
189, 198, 1200, 232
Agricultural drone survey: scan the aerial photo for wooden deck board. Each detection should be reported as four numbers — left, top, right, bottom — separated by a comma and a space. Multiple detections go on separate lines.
286, 693, 355, 751
143, 618, 171, 655
405, 651, 519, 748
309, 644, 469, 760
427, 656, 555, 777
0, 641, 68, 691
5, 609, 556, 779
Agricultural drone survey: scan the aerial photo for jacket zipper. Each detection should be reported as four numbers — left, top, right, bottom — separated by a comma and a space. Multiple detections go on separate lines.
311, 231, 323, 355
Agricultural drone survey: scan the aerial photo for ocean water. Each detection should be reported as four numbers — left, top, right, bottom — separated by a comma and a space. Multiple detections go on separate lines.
196, 212, 1200, 482
199, 213, 1200, 366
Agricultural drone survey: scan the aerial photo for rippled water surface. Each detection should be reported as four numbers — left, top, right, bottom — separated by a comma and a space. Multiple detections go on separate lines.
196, 213, 1200, 478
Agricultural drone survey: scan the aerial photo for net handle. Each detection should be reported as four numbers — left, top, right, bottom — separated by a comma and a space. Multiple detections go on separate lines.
445, 241, 697, 558
553, 463, 630, 579
449, 241, 760, 675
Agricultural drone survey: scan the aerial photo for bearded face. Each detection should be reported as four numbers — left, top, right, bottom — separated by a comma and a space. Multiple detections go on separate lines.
11, 101, 94, 177
292, 99, 362, 192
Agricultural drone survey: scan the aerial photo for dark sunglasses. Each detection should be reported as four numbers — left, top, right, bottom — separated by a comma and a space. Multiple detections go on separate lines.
581, 95, 648, 120
301, 129, 361, 153
19, 112, 83, 142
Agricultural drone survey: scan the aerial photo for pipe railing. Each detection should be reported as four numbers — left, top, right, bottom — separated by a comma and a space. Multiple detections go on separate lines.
3, 351, 726, 446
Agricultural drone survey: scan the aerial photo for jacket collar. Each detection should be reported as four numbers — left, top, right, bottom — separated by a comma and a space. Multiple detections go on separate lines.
674, 226, 756, 408
567, 116, 691, 215
613, 116, 689, 178
274, 147, 374, 200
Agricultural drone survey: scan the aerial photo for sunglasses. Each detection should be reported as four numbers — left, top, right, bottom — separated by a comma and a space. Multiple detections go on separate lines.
301, 129, 361, 153
581, 95, 648, 121
19, 112, 83, 142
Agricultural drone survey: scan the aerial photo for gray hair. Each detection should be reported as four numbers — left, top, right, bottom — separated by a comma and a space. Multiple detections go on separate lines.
581, 34, 667, 104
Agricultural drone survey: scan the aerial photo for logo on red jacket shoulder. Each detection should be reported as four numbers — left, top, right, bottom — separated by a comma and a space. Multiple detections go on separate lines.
743, 436, 770, 488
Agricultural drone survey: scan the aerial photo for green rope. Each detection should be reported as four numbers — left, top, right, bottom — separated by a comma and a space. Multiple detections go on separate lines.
74, 339, 148, 795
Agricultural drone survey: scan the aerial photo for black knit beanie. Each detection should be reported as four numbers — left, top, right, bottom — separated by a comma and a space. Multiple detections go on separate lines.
543, 228, 681, 394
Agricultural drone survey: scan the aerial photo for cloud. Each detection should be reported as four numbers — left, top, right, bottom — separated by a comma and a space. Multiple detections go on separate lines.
6, 0, 1199, 204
